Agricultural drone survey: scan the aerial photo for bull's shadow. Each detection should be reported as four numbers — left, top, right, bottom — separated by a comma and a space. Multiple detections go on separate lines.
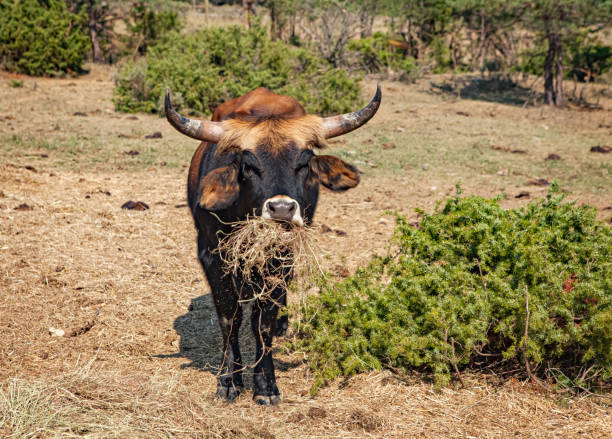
156, 292, 300, 390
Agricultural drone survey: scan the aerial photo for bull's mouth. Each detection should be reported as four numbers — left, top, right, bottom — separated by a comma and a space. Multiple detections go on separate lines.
261, 195, 303, 226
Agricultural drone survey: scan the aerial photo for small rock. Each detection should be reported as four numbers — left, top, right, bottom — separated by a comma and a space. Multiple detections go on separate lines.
515, 191, 530, 199
395, 127, 405, 132
528, 178, 550, 186
334, 229, 347, 237
121, 201, 149, 211
73, 112, 87, 117
320, 224, 332, 233
492, 145, 511, 152
456, 111, 470, 117
49, 327, 65, 337
333, 265, 350, 278
145, 132, 163, 139
124, 149, 140, 156
118, 133, 139, 139
590, 145, 611, 153
24, 165, 37, 172
546, 153, 561, 160
14, 203, 33, 211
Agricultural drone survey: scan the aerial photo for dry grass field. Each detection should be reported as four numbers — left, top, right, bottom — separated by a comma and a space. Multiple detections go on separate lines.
0, 65, 611, 438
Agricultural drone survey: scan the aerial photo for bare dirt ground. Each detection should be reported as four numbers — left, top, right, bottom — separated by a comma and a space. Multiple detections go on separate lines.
1, 66, 611, 438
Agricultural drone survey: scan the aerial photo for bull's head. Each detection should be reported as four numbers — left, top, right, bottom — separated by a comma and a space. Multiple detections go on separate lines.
164, 85, 381, 226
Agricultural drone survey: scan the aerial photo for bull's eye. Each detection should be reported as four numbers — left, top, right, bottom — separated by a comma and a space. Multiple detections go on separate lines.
241, 163, 260, 179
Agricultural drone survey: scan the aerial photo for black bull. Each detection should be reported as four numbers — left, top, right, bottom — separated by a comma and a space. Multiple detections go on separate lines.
164, 85, 381, 405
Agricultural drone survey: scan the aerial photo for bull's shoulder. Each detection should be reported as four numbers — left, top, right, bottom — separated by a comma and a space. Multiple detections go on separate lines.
212, 88, 306, 122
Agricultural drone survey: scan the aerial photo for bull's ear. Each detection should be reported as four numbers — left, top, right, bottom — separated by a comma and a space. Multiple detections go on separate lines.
311, 155, 360, 191
199, 163, 239, 210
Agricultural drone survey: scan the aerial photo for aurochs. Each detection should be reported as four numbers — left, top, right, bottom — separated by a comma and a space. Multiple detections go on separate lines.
165, 84, 381, 405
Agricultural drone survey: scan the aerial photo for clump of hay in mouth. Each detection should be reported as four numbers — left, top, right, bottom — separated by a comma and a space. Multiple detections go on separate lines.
214, 216, 319, 299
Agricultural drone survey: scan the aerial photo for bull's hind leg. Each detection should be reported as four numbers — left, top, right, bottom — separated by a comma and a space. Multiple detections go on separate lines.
198, 236, 244, 401
250, 292, 282, 405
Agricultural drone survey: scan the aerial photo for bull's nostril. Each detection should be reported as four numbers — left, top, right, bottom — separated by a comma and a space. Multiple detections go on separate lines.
266, 199, 297, 222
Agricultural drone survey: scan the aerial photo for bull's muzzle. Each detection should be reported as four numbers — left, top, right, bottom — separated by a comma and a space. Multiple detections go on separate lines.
262, 195, 303, 226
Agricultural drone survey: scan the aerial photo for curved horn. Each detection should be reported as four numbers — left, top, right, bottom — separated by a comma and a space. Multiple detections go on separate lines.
164, 88, 224, 143
322, 82, 381, 139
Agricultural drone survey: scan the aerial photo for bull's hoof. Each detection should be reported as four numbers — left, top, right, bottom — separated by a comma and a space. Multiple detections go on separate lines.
274, 317, 289, 337
215, 384, 243, 402
253, 394, 282, 406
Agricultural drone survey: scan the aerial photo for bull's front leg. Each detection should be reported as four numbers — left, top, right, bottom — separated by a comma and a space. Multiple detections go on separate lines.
212, 292, 244, 401
250, 290, 282, 405
198, 238, 244, 401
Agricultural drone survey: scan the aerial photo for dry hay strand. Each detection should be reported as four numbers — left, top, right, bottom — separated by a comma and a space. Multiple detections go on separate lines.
214, 216, 320, 300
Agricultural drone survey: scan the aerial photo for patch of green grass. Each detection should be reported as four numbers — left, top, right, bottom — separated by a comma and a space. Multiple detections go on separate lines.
331, 108, 611, 198
0, 133, 195, 172
8, 79, 23, 88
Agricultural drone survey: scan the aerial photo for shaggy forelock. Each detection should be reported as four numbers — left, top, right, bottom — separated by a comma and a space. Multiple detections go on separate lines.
217, 115, 327, 153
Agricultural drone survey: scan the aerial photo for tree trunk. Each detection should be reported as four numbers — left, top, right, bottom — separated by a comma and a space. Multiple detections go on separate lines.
270, 0, 279, 39
243, 0, 249, 29
359, 8, 374, 38
554, 35, 564, 107
477, 12, 487, 74
88, 19, 102, 63
544, 32, 556, 105
450, 33, 457, 71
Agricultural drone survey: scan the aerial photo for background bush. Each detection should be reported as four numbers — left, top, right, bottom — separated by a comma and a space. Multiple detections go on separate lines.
295, 187, 612, 393
113, 24, 362, 116
124, 1, 181, 56
347, 32, 418, 81
0, 0, 89, 76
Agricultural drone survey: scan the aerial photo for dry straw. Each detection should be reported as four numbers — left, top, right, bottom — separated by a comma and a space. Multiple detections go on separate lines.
214, 216, 321, 301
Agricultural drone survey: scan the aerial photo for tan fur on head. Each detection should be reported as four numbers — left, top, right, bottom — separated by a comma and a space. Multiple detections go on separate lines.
217, 115, 327, 153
